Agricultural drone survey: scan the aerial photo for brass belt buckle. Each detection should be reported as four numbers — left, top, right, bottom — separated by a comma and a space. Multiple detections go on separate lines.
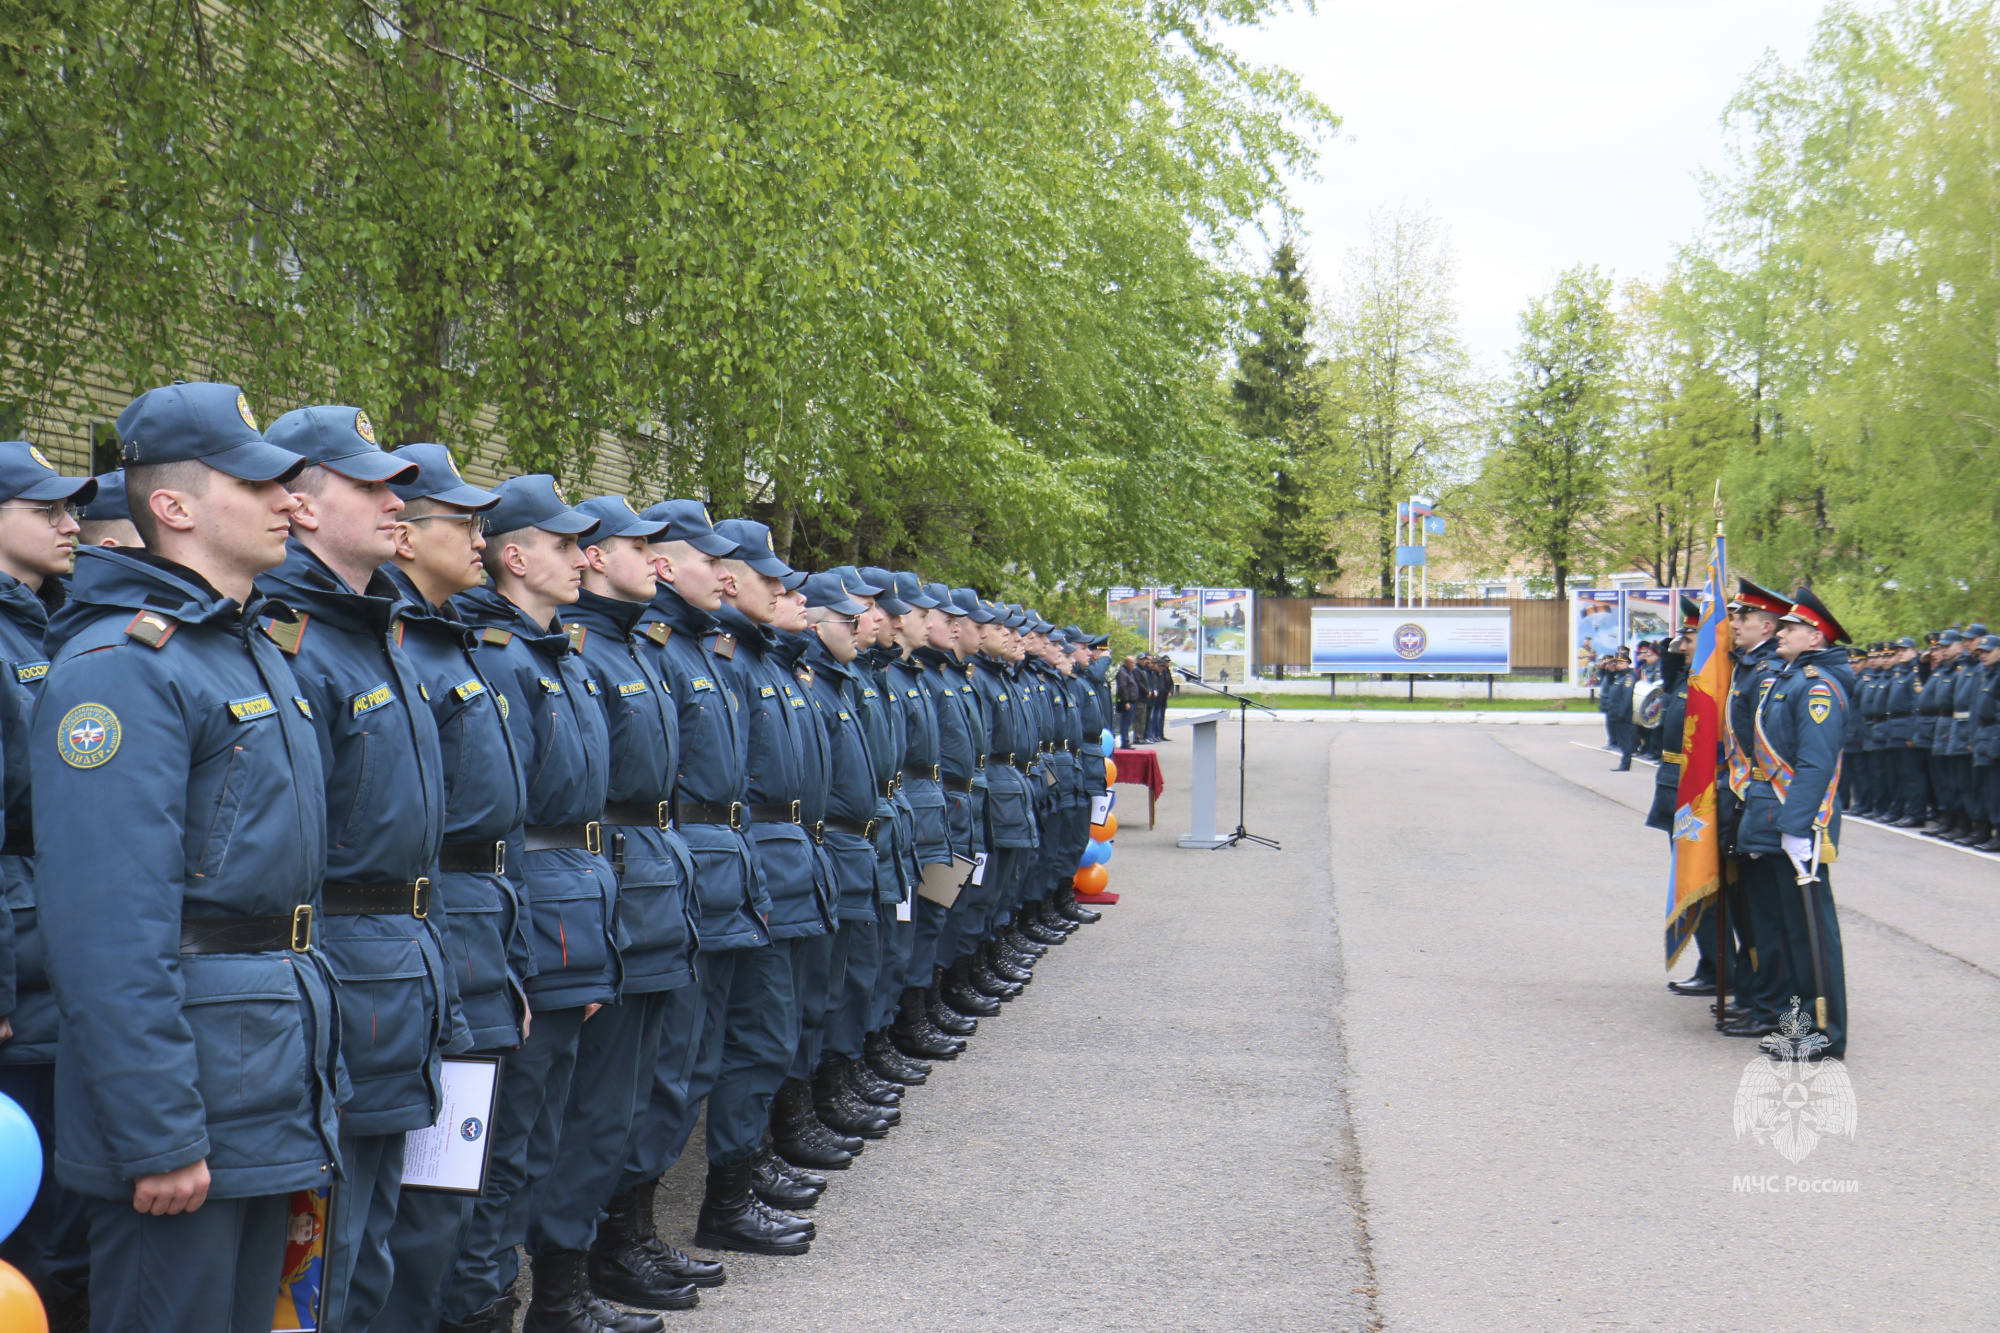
585, 822, 603, 855
656, 801, 672, 831
290, 904, 313, 952
412, 877, 431, 920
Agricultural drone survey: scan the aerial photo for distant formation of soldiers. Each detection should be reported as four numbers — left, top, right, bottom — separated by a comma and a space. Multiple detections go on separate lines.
0, 383, 1119, 1333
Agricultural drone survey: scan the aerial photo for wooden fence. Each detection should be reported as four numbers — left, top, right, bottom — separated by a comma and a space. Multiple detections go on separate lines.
1252, 597, 1569, 674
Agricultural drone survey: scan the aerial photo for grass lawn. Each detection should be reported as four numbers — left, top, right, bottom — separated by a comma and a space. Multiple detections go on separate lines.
1168, 693, 1581, 712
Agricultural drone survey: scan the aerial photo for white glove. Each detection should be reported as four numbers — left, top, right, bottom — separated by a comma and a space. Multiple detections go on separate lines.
1782, 832, 1814, 876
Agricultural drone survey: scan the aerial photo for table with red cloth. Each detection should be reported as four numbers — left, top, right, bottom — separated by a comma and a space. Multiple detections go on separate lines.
1111, 747, 1163, 829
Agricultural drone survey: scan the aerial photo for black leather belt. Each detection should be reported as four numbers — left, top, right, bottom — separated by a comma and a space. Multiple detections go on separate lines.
942, 775, 974, 793
604, 800, 673, 830
973, 754, 986, 770
824, 816, 879, 839
180, 907, 312, 955
323, 880, 431, 919
748, 801, 801, 824
439, 840, 505, 875
526, 823, 602, 853
902, 764, 939, 782
0, 827, 31, 858
988, 751, 1013, 767
877, 778, 901, 797
1887, 712, 1912, 719
677, 799, 744, 829
1014, 756, 1033, 772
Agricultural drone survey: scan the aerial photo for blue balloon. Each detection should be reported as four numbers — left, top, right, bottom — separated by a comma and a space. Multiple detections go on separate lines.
1098, 839, 1114, 863
0, 1090, 41, 1243
1081, 840, 1110, 867
1100, 729, 1114, 752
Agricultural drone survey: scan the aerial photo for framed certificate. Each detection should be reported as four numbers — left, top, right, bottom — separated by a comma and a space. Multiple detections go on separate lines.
917, 854, 977, 909
400, 1055, 503, 1195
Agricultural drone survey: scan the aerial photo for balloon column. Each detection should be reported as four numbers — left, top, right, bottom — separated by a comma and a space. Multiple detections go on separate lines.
1077, 777, 1118, 897
0, 1090, 47, 1332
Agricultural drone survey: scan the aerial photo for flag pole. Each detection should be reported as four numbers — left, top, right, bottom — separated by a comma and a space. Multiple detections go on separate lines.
1712, 482, 1729, 1030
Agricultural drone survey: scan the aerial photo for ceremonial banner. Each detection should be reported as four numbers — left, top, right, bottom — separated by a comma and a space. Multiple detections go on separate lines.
1665, 533, 1731, 967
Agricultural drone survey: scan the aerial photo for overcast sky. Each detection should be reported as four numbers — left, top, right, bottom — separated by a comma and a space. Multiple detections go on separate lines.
1226, 0, 1830, 371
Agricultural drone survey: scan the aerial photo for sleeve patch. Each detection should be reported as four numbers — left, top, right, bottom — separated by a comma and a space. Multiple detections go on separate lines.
15, 661, 49, 683
227, 694, 278, 722
57, 703, 120, 768
351, 683, 396, 717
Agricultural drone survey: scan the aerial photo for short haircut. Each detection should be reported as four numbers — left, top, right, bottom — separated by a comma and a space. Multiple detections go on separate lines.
480, 526, 535, 578
399, 495, 443, 520
125, 460, 214, 550
77, 519, 141, 547
290, 464, 334, 497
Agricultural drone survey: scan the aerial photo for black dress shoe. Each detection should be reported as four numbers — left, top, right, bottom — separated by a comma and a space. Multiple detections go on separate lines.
1721, 1017, 1779, 1037
845, 1055, 903, 1106
867, 1026, 930, 1083
751, 1145, 822, 1211
441, 1296, 521, 1333
590, 1179, 725, 1292
1666, 976, 1717, 996
1057, 890, 1101, 924
694, 1162, 813, 1256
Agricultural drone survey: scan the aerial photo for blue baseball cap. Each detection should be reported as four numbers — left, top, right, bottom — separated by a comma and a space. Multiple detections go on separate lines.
575, 495, 667, 542
826, 565, 886, 597
802, 572, 867, 615
115, 382, 307, 483
927, 582, 966, 616
1978, 634, 2000, 651
1970, 622, 1990, 637
639, 499, 736, 556
388, 444, 498, 509
79, 470, 128, 521
484, 475, 600, 541
780, 569, 808, 592
0, 441, 97, 506
264, 406, 418, 485
893, 571, 940, 610
859, 566, 910, 615
1940, 629, 1963, 645
951, 588, 996, 623
713, 518, 792, 579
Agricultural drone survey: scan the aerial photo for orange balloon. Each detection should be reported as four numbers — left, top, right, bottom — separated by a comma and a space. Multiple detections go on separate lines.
1075, 863, 1109, 895
1105, 759, 1118, 784
1091, 814, 1117, 841
0, 1259, 47, 1333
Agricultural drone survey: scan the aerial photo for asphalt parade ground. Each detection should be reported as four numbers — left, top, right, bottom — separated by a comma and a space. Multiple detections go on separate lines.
612, 722, 1997, 1331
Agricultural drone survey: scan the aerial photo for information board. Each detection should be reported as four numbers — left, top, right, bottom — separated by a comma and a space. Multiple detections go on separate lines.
1309, 606, 1512, 675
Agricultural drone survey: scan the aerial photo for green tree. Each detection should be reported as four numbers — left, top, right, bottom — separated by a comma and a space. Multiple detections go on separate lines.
1485, 265, 1621, 599
1231, 239, 1316, 595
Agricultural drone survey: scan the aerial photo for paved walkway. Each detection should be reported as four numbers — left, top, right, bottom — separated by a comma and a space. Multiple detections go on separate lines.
623, 724, 1998, 1331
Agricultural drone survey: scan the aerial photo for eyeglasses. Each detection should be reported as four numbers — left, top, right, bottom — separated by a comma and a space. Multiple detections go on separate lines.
405, 513, 489, 537
1, 501, 75, 527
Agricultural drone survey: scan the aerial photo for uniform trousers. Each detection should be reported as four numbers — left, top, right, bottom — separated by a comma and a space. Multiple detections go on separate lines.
780, 932, 839, 1080
319, 1129, 405, 1332
646, 943, 795, 1170
82, 1190, 290, 1333
1128, 700, 1150, 746
612, 981, 707, 1197
978, 845, 1031, 941
872, 914, 915, 1031
1981, 761, 2000, 824
376, 1156, 475, 1331
1116, 701, 1134, 749
1952, 754, 1976, 817
936, 855, 999, 968
0, 1061, 87, 1305
441, 1004, 588, 1322
1733, 853, 1791, 1025
530, 988, 675, 1255
1899, 746, 1931, 821
1686, 862, 1753, 986
1745, 854, 1847, 1055
1927, 748, 1954, 817
907, 896, 951, 991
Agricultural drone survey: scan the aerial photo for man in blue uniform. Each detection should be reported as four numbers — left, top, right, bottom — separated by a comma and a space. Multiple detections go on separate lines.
1971, 634, 2000, 852
0, 440, 96, 1311
1942, 623, 1989, 844
1737, 588, 1854, 1060
1718, 580, 1789, 1037
514, 494, 709, 1322
1923, 630, 1964, 836
256, 406, 452, 1333
371, 444, 529, 1333
1882, 638, 1926, 827
37, 382, 340, 1332
442, 478, 647, 1333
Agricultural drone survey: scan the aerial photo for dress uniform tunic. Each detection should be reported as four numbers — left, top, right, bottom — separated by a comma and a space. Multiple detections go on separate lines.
1725, 637, 1785, 1025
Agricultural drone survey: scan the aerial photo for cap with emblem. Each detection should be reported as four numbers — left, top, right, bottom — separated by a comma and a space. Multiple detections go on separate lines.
388, 444, 499, 509
712, 518, 793, 580
828, 565, 887, 597
116, 382, 307, 483
1970, 622, 1989, 637
79, 469, 127, 521
0, 440, 98, 506
802, 572, 868, 615
1940, 628, 1963, 645
264, 405, 419, 484
927, 582, 967, 616
638, 499, 736, 556
575, 495, 667, 542
1779, 586, 1850, 643
894, 572, 940, 610
1733, 578, 1790, 617
951, 588, 996, 623
484, 474, 600, 541
1895, 635, 1917, 649
1977, 634, 2000, 651
1679, 596, 1701, 630
857, 567, 909, 615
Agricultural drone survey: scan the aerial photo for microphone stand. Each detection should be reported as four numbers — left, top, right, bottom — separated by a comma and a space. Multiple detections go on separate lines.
1174, 668, 1281, 850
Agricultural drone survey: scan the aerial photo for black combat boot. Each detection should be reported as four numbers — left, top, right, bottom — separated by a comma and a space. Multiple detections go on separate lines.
1002, 924, 1047, 957
525, 1249, 663, 1333
926, 977, 982, 1032
845, 1053, 904, 1105
751, 1141, 823, 1211
1017, 910, 1067, 946
867, 1026, 930, 1082
967, 954, 1020, 999
1056, 885, 1100, 923
771, 1077, 855, 1169
813, 1057, 892, 1138
896, 986, 967, 1055
940, 962, 1001, 1016
694, 1161, 813, 1256
587, 1183, 703, 1311
591, 1177, 726, 1290
983, 940, 1033, 984
1036, 897, 1079, 933
441, 1296, 519, 1333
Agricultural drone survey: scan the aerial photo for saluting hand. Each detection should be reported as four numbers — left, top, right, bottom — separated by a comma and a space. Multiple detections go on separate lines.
133, 1159, 210, 1215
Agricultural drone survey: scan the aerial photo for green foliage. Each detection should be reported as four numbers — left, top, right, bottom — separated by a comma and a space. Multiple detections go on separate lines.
1230, 239, 1314, 595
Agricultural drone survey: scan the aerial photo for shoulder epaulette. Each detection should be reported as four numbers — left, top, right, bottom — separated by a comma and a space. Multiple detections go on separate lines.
644, 623, 671, 646
565, 623, 586, 651
1804, 665, 1821, 678
713, 632, 736, 660
480, 627, 513, 647
126, 610, 179, 650
795, 665, 814, 687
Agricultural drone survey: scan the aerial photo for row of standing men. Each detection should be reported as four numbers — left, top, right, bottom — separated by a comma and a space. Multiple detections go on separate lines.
0, 381, 1119, 1333
1840, 626, 2000, 851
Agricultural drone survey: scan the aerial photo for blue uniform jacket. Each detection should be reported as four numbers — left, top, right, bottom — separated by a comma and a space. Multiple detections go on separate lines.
258, 542, 451, 1135
710, 606, 829, 939
1883, 662, 1921, 747
379, 564, 531, 1052
774, 632, 843, 921
972, 655, 1037, 850
0, 574, 55, 1063
566, 591, 698, 993
848, 650, 910, 904
917, 647, 985, 862
797, 636, 881, 921
1723, 639, 1779, 842
1925, 660, 1960, 749
634, 586, 767, 951
1972, 662, 2000, 765
1647, 657, 1690, 832
452, 585, 619, 1011
886, 654, 952, 868
36, 549, 339, 1199
1739, 648, 1855, 855
1947, 657, 1982, 755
